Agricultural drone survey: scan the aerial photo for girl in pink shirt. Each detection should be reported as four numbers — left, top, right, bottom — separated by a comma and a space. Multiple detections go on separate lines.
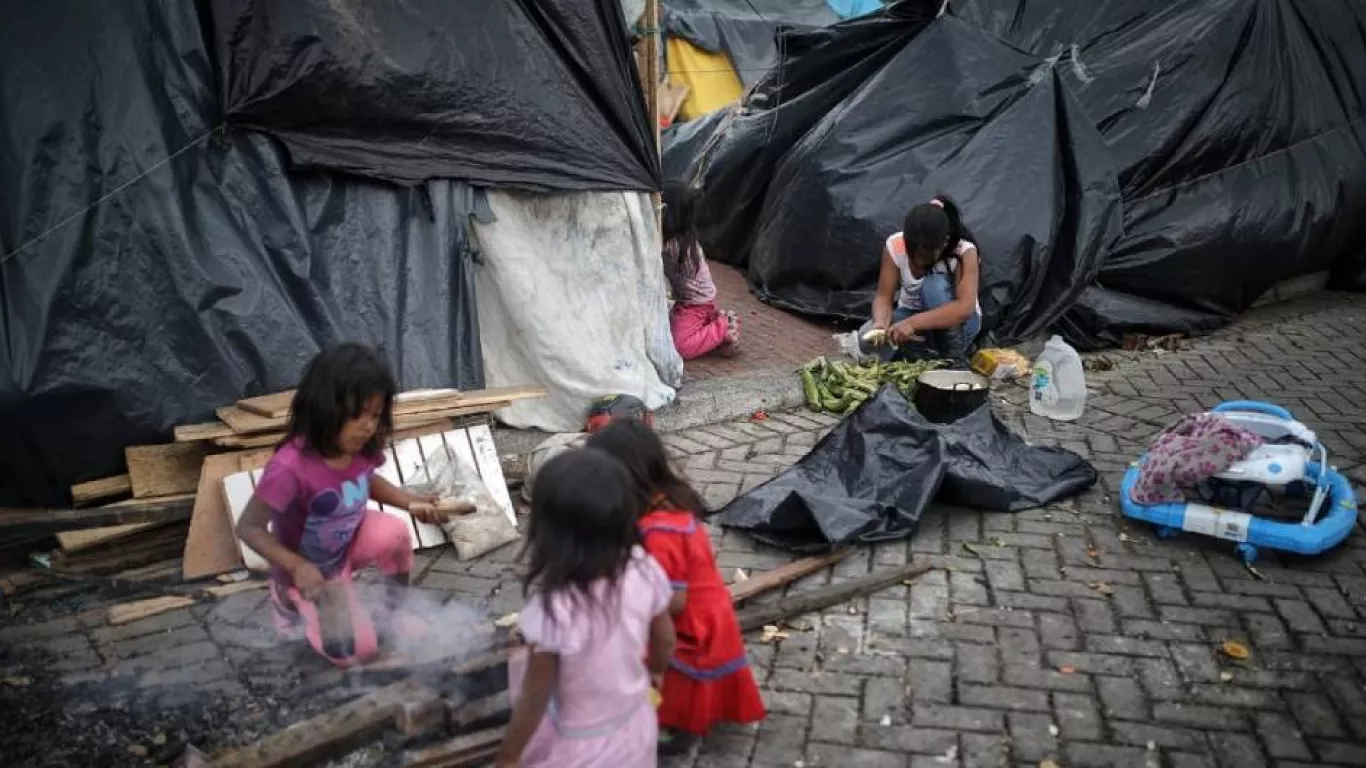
663, 180, 740, 360
495, 448, 676, 768
235, 343, 459, 666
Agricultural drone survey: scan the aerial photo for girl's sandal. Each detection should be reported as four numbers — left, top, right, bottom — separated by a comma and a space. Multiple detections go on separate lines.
657, 730, 699, 756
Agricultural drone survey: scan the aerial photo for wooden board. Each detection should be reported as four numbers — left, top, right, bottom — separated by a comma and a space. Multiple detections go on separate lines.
0, 495, 194, 533
57, 522, 157, 554
394, 403, 509, 431
374, 447, 422, 550
401, 726, 503, 768
126, 442, 211, 498
182, 453, 264, 579
223, 470, 269, 572
216, 406, 283, 435
110, 595, 197, 625
391, 439, 446, 548
174, 421, 237, 443
70, 474, 132, 505
465, 425, 516, 528
735, 562, 933, 633
209, 678, 429, 768
214, 432, 284, 449
236, 391, 295, 418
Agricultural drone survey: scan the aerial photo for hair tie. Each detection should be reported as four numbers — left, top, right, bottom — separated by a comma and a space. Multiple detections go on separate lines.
929, 198, 944, 209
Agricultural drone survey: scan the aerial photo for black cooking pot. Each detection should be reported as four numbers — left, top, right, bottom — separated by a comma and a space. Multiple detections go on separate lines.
912, 369, 991, 423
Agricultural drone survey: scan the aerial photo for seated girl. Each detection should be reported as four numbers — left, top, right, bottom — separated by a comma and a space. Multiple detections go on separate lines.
858, 196, 982, 362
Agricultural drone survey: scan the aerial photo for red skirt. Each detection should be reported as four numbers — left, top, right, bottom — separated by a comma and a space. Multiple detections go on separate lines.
658, 660, 766, 735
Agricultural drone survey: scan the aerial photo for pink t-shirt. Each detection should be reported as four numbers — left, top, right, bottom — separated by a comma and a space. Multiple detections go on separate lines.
254, 438, 384, 582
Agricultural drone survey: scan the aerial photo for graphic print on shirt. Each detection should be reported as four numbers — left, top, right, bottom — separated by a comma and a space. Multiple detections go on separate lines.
299, 473, 370, 576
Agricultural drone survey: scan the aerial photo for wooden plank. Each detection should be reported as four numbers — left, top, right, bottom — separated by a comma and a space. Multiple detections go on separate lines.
174, 421, 237, 443
208, 678, 429, 768
217, 406, 283, 435
728, 549, 854, 605
109, 595, 197, 625
182, 453, 259, 579
56, 522, 157, 554
446, 691, 510, 730
236, 391, 295, 418
393, 402, 510, 431
392, 437, 446, 548
126, 442, 211, 498
374, 446, 422, 550
70, 474, 132, 505
452, 386, 546, 409
735, 562, 934, 633
55, 522, 188, 575
0, 496, 194, 533
214, 432, 284, 449
400, 726, 503, 768
466, 425, 516, 528
224, 470, 269, 572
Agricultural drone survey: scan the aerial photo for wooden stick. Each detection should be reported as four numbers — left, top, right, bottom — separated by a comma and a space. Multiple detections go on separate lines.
728, 549, 853, 605
0, 496, 193, 533
401, 726, 504, 768
209, 678, 429, 768
109, 595, 198, 625
735, 562, 933, 633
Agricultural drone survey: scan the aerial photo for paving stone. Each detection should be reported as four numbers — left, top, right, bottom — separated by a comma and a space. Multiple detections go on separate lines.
958, 684, 1049, 712
1007, 712, 1059, 762
1254, 712, 1313, 760
810, 695, 860, 745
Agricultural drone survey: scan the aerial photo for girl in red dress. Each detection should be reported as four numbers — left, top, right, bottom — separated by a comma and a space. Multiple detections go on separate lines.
588, 419, 767, 754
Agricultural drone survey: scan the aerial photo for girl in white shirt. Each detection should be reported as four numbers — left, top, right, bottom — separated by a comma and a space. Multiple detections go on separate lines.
859, 196, 982, 361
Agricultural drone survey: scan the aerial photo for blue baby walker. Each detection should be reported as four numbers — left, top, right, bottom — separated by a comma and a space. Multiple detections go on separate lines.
1119, 400, 1359, 564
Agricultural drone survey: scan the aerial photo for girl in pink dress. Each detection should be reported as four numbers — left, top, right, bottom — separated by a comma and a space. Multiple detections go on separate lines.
495, 448, 677, 768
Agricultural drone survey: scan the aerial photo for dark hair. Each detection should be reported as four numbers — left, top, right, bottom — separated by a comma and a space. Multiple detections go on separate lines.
661, 179, 702, 300
902, 195, 976, 276
523, 448, 645, 623
586, 418, 707, 518
284, 343, 396, 459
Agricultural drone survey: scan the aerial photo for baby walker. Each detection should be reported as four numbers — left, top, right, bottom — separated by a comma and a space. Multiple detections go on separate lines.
1119, 400, 1359, 564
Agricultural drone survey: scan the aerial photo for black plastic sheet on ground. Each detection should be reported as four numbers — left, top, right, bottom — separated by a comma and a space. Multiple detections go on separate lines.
667, 0, 1366, 348
716, 387, 1097, 553
0, 1, 488, 505
213, 0, 659, 191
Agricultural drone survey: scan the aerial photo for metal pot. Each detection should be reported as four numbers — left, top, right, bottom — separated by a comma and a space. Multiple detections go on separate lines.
913, 369, 991, 423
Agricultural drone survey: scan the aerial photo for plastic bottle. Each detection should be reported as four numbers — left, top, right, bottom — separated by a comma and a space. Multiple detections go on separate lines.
1030, 335, 1086, 421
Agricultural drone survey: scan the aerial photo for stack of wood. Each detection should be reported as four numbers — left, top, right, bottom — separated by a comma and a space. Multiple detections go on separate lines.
2, 386, 544, 586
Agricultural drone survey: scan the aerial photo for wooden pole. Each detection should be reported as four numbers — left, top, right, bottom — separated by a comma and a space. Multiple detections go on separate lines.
643, 0, 660, 153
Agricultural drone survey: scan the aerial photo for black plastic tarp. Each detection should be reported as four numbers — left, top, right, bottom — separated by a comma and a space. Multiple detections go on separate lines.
666, 0, 1366, 347
2, 1, 488, 505
663, 0, 839, 86
213, 0, 659, 191
717, 387, 1097, 552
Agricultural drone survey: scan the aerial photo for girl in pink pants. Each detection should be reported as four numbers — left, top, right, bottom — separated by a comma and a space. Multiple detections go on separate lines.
662, 180, 739, 360
236, 344, 461, 667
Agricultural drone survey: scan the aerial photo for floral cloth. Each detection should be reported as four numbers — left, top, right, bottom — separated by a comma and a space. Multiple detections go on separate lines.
1131, 413, 1265, 504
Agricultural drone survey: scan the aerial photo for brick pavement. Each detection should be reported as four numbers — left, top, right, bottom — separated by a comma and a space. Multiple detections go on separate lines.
684, 262, 840, 381
2, 294, 1365, 766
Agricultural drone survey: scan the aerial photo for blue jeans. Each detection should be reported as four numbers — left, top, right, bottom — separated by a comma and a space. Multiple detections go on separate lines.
858, 274, 981, 361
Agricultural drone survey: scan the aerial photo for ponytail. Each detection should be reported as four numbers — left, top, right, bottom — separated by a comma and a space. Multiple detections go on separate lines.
931, 195, 976, 278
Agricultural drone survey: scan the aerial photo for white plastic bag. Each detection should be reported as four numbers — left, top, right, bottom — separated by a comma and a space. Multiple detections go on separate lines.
422, 445, 519, 560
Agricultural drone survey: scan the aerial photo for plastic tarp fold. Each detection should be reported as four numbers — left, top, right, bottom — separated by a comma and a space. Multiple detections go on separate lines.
717, 387, 1097, 553
666, 0, 1366, 348
667, 37, 747, 122
0, 1, 483, 505
211, 0, 660, 192
472, 192, 683, 433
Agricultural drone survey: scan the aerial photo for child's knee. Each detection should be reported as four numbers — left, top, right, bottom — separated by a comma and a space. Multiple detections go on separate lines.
920, 274, 955, 308
374, 513, 414, 557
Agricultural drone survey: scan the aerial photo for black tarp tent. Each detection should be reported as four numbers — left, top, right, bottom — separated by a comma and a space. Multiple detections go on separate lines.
665, 0, 1366, 347
663, 0, 841, 86
0, 0, 658, 505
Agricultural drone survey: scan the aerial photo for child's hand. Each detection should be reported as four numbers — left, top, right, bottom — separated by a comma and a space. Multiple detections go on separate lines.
290, 561, 325, 600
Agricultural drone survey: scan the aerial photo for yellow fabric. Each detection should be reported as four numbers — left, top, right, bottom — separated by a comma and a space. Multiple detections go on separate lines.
666, 37, 744, 121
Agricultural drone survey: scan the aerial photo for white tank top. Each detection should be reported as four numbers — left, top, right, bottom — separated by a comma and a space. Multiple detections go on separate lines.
886, 232, 981, 314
